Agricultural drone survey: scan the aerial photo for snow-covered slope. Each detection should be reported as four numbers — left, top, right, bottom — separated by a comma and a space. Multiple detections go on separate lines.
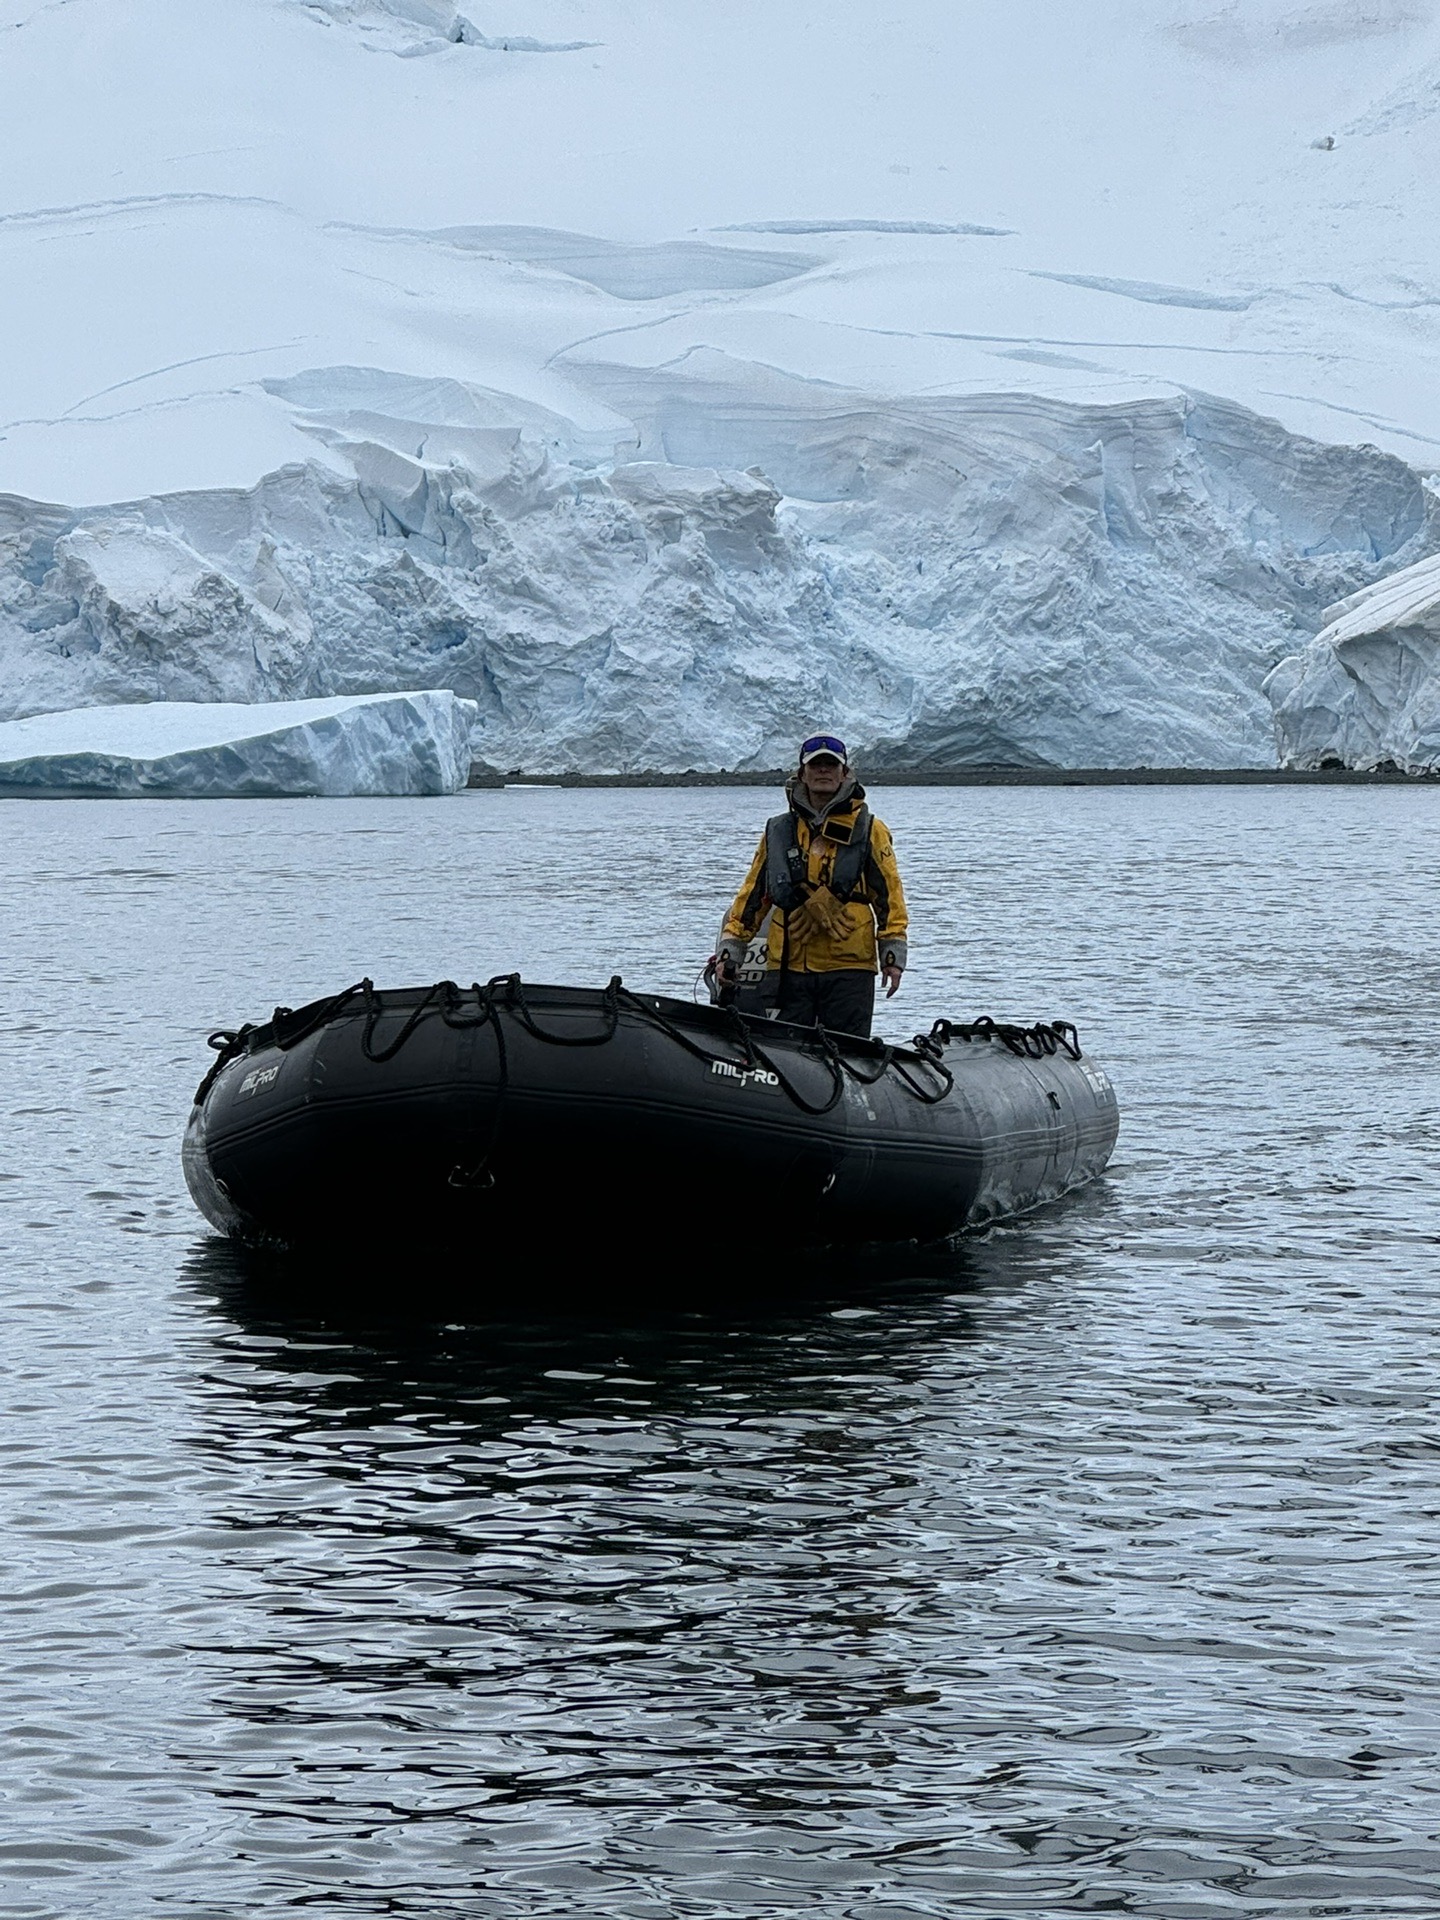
2, 0, 1439, 767
0, 691, 477, 794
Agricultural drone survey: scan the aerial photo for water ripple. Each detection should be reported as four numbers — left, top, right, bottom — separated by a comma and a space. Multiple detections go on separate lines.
1, 787, 1439, 1915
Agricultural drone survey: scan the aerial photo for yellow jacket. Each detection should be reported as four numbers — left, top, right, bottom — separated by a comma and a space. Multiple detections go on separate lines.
720, 781, 908, 975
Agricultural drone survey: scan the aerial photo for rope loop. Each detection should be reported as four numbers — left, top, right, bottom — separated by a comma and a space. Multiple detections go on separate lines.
612, 984, 847, 1115
437, 979, 494, 1029
445, 981, 510, 1188
361, 979, 444, 1064
501, 973, 624, 1048
1049, 1020, 1083, 1060
920, 1015, 1084, 1062
193, 1024, 255, 1107
273, 982, 367, 1053
890, 1054, 955, 1104
838, 1041, 899, 1089
892, 1027, 956, 1104
195, 975, 1085, 1129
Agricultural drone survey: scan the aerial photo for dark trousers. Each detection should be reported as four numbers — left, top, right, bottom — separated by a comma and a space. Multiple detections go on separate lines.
776, 970, 876, 1039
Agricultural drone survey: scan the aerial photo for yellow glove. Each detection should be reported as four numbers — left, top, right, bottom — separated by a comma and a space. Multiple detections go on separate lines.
789, 885, 848, 941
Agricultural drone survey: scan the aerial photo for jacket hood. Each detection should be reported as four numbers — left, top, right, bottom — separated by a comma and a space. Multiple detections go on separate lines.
786, 772, 865, 824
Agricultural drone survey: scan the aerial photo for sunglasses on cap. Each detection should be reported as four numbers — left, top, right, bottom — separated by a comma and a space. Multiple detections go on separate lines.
799, 734, 848, 764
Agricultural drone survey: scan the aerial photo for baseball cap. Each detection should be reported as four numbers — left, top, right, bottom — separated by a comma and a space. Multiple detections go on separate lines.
799, 733, 848, 765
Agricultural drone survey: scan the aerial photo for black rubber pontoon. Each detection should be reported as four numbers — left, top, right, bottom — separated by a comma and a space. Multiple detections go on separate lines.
183, 976, 1119, 1253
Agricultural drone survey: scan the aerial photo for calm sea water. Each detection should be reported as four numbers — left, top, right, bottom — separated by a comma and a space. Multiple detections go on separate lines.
1, 784, 1439, 1917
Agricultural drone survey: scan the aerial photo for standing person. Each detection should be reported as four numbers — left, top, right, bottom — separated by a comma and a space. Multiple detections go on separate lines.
714, 734, 907, 1039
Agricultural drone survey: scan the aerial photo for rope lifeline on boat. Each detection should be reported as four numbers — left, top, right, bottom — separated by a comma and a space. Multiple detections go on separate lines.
195, 978, 1082, 1172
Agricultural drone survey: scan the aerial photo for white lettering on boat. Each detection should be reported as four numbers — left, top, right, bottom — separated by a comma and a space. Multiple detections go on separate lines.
711, 1060, 780, 1089
1078, 1061, 1112, 1102
238, 1063, 282, 1097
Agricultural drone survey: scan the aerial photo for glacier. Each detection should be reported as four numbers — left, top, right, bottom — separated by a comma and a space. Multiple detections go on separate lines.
2, 0, 1439, 769
0, 692, 478, 796
3, 380, 1435, 772
1269, 548, 1440, 771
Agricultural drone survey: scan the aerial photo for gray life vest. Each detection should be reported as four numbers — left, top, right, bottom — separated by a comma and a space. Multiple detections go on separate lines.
764, 803, 874, 911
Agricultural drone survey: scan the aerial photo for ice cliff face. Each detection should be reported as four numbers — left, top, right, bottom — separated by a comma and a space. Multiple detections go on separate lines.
2, 373, 1434, 770
2, 0, 1439, 769
1268, 546, 1440, 770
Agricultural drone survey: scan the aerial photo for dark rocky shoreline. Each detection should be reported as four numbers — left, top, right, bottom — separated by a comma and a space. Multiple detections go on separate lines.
469, 764, 1439, 789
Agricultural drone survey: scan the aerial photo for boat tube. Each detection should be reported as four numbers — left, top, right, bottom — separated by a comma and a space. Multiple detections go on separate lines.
183, 976, 1120, 1254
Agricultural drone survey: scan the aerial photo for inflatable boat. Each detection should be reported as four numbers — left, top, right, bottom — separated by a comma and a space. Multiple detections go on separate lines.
183, 976, 1119, 1254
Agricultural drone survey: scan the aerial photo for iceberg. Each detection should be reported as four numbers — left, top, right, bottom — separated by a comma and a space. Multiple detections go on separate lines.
1268, 550, 1440, 772
0, 692, 478, 797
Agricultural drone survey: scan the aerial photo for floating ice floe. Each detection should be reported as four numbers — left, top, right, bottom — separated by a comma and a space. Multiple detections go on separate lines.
0, 693, 478, 797
1268, 551, 1440, 772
